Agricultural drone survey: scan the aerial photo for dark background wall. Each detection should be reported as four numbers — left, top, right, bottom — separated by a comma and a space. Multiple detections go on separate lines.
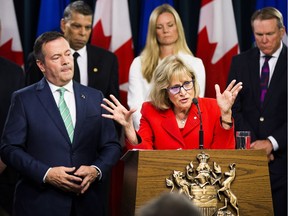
13, 0, 286, 65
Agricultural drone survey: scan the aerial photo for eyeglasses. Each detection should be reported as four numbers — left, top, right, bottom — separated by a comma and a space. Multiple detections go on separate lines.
167, 80, 194, 95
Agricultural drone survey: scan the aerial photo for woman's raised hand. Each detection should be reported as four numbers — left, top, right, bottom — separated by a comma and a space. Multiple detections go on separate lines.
101, 95, 139, 144
101, 94, 136, 127
215, 80, 243, 115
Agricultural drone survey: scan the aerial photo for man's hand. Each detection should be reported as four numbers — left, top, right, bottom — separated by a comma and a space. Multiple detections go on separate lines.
45, 166, 83, 193
250, 139, 274, 162
74, 165, 98, 194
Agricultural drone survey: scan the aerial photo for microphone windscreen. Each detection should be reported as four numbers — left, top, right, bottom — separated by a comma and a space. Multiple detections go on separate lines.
192, 98, 198, 105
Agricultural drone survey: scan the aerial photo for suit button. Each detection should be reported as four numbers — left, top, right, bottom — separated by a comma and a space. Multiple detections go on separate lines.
260, 117, 264, 122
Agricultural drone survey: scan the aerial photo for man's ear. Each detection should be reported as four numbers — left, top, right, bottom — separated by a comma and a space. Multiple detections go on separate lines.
280, 27, 286, 38
60, 18, 66, 33
36, 60, 45, 73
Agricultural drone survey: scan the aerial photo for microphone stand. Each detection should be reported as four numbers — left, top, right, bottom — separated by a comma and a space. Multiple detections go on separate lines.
193, 98, 204, 149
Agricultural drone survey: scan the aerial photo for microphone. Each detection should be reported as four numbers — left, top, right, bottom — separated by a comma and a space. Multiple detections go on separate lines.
193, 98, 204, 149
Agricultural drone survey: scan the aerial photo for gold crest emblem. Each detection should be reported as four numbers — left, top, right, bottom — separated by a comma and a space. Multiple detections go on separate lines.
166, 151, 239, 216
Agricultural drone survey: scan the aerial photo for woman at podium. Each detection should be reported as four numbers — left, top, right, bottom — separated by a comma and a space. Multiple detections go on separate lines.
102, 55, 242, 150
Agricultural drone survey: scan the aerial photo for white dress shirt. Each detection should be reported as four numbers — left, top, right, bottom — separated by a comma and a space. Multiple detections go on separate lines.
259, 42, 283, 151
72, 46, 88, 86
48, 80, 76, 127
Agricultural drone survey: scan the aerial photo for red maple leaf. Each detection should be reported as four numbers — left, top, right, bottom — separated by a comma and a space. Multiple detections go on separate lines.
91, 21, 112, 50
114, 38, 134, 107
0, 39, 24, 66
201, 0, 214, 7
197, 27, 238, 98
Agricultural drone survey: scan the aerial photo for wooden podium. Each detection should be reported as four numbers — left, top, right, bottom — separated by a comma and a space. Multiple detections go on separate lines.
121, 149, 273, 216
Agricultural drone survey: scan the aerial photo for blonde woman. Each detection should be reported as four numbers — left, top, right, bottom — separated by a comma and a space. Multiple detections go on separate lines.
103, 55, 242, 150
128, 4, 206, 130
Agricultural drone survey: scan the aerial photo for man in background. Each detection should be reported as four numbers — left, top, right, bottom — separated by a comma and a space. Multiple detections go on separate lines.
25, 0, 121, 140
0, 18, 25, 216
25, 1, 120, 111
227, 7, 287, 216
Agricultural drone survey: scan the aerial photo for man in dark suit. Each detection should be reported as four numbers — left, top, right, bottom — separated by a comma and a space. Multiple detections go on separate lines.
25, 1, 119, 103
25, 0, 121, 139
0, 31, 121, 216
227, 7, 287, 216
0, 57, 25, 216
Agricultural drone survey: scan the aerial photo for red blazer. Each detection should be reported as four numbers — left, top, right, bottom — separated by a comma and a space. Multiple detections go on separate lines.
126, 98, 235, 150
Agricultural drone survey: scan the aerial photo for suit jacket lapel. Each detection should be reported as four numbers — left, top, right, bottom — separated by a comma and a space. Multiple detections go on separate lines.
86, 45, 100, 87
183, 105, 201, 137
249, 49, 261, 110
161, 109, 184, 145
73, 82, 87, 146
36, 79, 70, 143
161, 105, 200, 147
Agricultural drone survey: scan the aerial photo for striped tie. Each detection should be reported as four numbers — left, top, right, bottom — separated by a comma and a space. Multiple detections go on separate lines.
58, 87, 74, 142
260, 56, 272, 108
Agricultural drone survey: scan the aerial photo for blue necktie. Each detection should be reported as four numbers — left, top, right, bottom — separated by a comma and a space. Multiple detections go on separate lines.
58, 87, 74, 142
260, 56, 272, 108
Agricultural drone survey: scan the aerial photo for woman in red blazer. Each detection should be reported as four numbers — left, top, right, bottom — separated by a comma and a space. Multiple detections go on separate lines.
102, 55, 242, 150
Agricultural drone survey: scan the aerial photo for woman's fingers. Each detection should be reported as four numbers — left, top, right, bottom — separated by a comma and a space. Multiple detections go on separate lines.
109, 94, 121, 106
226, 79, 236, 90
103, 98, 116, 109
225, 80, 242, 97
231, 82, 243, 92
101, 103, 114, 114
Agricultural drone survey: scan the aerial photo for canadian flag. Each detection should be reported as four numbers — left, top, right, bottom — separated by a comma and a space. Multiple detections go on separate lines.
91, 1, 134, 214
91, 0, 134, 107
196, 0, 239, 98
0, 0, 24, 66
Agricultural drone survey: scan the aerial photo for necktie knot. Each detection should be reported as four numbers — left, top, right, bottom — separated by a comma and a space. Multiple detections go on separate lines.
58, 87, 66, 97
73, 52, 80, 59
264, 55, 272, 62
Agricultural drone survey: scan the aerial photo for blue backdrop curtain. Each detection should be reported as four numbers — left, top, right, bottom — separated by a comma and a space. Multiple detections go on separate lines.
12, 0, 285, 73
36, 0, 71, 37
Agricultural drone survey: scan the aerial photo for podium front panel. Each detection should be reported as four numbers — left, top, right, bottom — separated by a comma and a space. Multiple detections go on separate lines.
121, 149, 273, 216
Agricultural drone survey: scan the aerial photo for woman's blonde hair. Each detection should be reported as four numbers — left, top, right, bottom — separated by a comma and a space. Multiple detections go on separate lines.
141, 4, 192, 83
149, 55, 200, 110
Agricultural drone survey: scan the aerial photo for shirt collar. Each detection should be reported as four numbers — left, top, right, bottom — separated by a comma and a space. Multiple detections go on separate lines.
47, 80, 74, 94
71, 46, 86, 57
